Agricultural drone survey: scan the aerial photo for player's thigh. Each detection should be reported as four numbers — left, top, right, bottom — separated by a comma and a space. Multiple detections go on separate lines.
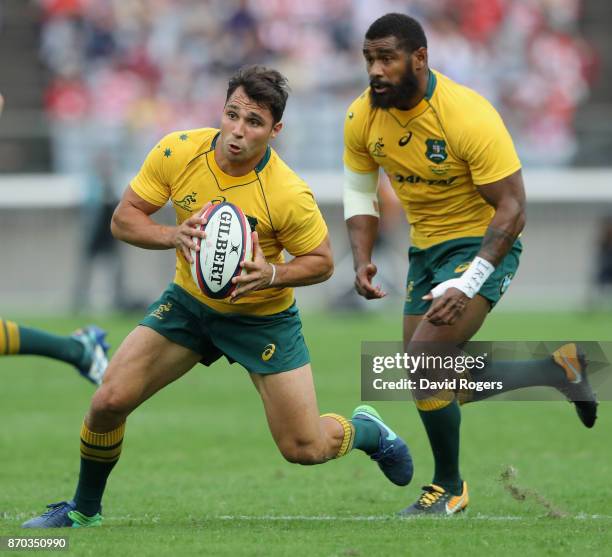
403, 315, 424, 345
403, 297, 490, 405
250, 365, 322, 447
100, 325, 202, 410
408, 294, 491, 344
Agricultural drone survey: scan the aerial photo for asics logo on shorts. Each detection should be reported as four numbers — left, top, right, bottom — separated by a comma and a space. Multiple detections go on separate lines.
261, 343, 276, 361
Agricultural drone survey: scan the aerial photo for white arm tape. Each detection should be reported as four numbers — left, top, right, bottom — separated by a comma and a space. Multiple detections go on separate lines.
343, 166, 379, 220
429, 256, 495, 299
460, 256, 495, 298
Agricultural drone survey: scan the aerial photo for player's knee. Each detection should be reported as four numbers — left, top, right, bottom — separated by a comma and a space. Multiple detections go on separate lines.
279, 439, 326, 465
90, 384, 136, 420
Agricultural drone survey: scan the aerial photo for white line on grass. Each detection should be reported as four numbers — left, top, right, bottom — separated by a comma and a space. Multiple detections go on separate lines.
216, 514, 612, 522
5, 513, 612, 523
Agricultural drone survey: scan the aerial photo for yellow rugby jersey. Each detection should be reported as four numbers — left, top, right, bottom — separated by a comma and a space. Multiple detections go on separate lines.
131, 128, 328, 315
344, 70, 521, 249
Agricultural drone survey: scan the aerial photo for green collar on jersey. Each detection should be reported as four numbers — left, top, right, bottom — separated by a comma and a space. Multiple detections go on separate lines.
424, 70, 437, 101
211, 132, 271, 173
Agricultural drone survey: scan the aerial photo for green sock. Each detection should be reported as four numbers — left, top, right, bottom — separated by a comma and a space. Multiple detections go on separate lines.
74, 422, 125, 516
74, 459, 118, 516
17, 326, 85, 367
468, 358, 566, 402
351, 418, 380, 454
419, 401, 463, 495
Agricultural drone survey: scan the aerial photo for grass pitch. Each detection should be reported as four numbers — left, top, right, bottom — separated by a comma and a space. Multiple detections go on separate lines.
1, 310, 611, 556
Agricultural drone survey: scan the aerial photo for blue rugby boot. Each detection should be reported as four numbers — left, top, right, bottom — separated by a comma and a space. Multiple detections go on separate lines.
22, 501, 102, 528
72, 326, 110, 386
352, 405, 413, 486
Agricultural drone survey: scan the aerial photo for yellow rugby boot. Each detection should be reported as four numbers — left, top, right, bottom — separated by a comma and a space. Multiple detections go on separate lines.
552, 343, 598, 428
399, 482, 468, 516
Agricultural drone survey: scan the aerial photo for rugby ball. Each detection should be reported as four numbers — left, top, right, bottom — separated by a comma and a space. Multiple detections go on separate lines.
190, 202, 253, 299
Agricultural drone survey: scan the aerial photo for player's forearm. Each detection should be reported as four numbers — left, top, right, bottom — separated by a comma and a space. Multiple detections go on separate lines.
429, 202, 525, 301
478, 201, 526, 266
111, 205, 175, 250
346, 215, 379, 270
272, 254, 333, 288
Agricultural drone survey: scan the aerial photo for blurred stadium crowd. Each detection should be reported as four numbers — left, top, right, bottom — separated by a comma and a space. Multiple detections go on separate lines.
38, 0, 597, 173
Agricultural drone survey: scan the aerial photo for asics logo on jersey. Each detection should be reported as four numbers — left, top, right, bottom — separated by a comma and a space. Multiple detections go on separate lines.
262, 344, 276, 361
398, 133, 412, 147
210, 196, 226, 205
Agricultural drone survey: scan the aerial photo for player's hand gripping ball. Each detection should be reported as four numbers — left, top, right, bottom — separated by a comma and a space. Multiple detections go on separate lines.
191, 202, 253, 299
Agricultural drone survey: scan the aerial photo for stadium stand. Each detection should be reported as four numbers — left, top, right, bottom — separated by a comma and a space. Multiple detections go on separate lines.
0, 0, 602, 173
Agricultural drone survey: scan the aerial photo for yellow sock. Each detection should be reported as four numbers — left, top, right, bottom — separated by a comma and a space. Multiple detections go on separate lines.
321, 413, 355, 458
80, 421, 125, 463
0, 319, 20, 355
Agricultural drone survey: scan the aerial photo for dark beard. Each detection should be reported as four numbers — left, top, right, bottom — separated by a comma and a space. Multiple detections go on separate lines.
369, 69, 420, 110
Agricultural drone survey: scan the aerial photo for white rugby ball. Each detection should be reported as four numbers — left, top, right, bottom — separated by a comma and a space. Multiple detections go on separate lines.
190, 202, 253, 299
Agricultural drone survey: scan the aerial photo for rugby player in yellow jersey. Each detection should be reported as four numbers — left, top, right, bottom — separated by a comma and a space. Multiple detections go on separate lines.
0, 93, 108, 385
23, 66, 413, 528
344, 14, 597, 516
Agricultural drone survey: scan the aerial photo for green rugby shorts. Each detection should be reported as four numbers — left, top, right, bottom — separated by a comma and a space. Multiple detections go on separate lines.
140, 283, 310, 374
404, 237, 522, 315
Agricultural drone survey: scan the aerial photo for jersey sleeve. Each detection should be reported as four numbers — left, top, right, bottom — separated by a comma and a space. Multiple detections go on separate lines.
457, 100, 522, 186
343, 97, 378, 174
130, 135, 175, 206
275, 185, 328, 257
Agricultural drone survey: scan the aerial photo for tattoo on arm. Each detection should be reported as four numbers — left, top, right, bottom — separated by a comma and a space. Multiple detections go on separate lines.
479, 226, 516, 265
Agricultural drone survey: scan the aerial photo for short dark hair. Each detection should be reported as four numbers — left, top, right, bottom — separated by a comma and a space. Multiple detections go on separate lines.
226, 65, 290, 124
365, 13, 427, 53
